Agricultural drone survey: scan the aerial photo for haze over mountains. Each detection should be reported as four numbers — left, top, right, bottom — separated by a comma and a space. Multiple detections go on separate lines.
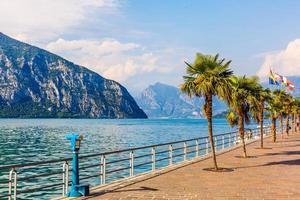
135, 82, 227, 119
0, 33, 147, 118
136, 79, 300, 119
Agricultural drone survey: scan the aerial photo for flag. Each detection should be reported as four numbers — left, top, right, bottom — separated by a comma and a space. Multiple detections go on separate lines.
282, 76, 288, 86
274, 72, 283, 82
269, 70, 280, 85
269, 69, 296, 90
287, 80, 295, 90
287, 86, 295, 91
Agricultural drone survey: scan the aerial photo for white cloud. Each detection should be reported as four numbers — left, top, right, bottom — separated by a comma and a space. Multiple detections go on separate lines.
46, 38, 173, 81
257, 39, 300, 77
0, 0, 117, 43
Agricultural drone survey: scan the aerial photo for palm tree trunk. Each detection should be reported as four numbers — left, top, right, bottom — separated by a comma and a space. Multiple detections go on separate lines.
294, 113, 297, 133
272, 117, 276, 142
205, 93, 218, 170
280, 114, 283, 138
286, 113, 290, 136
292, 114, 295, 134
297, 113, 300, 132
259, 100, 264, 148
238, 111, 247, 158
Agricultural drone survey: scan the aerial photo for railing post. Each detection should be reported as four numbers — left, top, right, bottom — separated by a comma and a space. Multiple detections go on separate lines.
62, 161, 69, 196
195, 139, 199, 157
151, 147, 156, 171
100, 155, 106, 184
130, 151, 134, 177
183, 142, 187, 161
206, 138, 209, 154
169, 144, 173, 165
229, 134, 232, 147
214, 137, 218, 151
222, 136, 225, 149
8, 169, 12, 200
8, 168, 17, 200
13, 170, 17, 200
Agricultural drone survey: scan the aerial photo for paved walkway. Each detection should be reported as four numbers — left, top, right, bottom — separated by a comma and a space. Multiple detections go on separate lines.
78, 134, 300, 200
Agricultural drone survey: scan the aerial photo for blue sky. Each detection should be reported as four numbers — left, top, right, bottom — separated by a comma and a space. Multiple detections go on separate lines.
1, 0, 300, 94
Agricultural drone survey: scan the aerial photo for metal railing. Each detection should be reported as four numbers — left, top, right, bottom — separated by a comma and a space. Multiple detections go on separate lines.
0, 126, 272, 199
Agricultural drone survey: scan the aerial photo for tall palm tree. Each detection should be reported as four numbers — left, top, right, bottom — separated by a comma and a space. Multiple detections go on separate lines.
273, 89, 286, 138
283, 94, 293, 136
291, 99, 300, 133
291, 102, 297, 134
266, 92, 281, 143
297, 100, 300, 133
227, 76, 261, 158
181, 53, 233, 170
256, 88, 271, 148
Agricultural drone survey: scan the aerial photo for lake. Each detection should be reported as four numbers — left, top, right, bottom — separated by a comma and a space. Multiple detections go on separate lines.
0, 118, 259, 199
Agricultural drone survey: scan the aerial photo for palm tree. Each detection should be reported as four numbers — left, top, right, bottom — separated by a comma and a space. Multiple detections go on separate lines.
256, 88, 271, 148
297, 100, 300, 133
283, 94, 293, 136
298, 111, 300, 133
181, 53, 233, 170
291, 99, 300, 133
273, 90, 286, 138
266, 92, 281, 142
291, 101, 297, 134
227, 76, 261, 158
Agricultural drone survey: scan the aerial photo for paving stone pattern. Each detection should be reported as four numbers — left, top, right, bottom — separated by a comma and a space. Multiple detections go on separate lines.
77, 134, 300, 200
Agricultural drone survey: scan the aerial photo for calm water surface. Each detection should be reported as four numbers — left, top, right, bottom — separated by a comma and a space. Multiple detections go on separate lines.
0, 118, 258, 199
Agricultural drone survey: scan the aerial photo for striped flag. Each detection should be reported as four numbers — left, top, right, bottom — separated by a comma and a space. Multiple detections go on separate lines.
269, 70, 280, 85
274, 72, 283, 82
269, 69, 296, 90
287, 80, 295, 90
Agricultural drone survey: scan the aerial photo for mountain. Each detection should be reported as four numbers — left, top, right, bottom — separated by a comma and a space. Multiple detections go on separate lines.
0, 33, 147, 118
135, 82, 227, 118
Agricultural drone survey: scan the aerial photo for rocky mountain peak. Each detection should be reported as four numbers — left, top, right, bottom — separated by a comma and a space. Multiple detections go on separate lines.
135, 82, 227, 119
0, 33, 147, 118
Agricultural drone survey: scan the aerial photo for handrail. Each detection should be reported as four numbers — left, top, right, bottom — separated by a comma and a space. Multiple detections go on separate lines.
0, 125, 274, 199
0, 157, 71, 170
0, 127, 262, 171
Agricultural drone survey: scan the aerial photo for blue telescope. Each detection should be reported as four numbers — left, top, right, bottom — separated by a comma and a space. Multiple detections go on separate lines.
66, 134, 89, 197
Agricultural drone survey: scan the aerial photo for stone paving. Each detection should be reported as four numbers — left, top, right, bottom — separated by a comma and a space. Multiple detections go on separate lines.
77, 134, 300, 200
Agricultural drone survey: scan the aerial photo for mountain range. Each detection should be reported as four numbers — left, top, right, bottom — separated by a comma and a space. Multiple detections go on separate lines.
0, 33, 147, 118
135, 82, 227, 118
135, 77, 300, 119
1, 33, 299, 119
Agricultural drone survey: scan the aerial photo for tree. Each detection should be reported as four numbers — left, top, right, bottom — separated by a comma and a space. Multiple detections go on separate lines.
256, 88, 272, 148
291, 99, 300, 134
181, 53, 233, 170
266, 92, 281, 143
273, 90, 287, 138
227, 76, 261, 158
283, 94, 293, 136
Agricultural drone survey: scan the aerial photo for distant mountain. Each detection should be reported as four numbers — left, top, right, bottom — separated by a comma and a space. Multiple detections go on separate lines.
135, 82, 227, 119
0, 33, 147, 118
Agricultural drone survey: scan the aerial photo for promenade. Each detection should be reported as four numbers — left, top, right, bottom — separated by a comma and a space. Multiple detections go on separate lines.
77, 134, 300, 200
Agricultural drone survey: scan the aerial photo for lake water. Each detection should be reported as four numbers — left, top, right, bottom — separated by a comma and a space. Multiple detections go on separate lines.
0, 118, 259, 199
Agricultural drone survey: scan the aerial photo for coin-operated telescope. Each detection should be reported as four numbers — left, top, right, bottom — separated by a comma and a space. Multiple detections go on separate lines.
66, 134, 89, 197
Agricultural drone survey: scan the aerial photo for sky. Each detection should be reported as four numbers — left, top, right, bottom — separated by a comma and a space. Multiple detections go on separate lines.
1, 0, 300, 94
